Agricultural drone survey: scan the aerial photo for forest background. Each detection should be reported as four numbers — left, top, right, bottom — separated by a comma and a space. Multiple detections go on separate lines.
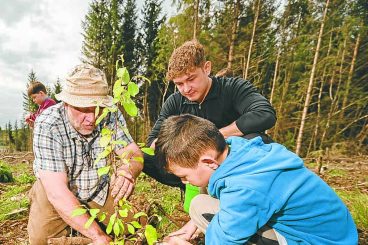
1, 0, 367, 157
0, 0, 367, 243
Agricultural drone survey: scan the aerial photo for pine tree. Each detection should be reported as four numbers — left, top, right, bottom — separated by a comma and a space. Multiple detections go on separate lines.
121, 0, 138, 74
50, 77, 63, 102
140, 0, 166, 125
23, 70, 38, 114
82, 0, 125, 86
81, 0, 110, 80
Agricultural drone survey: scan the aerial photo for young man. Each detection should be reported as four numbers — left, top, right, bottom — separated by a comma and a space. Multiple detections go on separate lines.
25, 81, 56, 128
144, 40, 276, 189
27, 65, 143, 245
156, 114, 358, 245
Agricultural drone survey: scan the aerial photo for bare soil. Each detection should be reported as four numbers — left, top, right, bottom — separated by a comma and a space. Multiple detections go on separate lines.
0, 152, 367, 244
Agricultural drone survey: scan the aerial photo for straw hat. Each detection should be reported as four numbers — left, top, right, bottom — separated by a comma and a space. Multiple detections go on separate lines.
56, 64, 113, 107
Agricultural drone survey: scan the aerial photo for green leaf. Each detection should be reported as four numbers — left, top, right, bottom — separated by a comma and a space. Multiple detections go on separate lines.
121, 67, 130, 84
133, 157, 144, 163
127, 224, 135, 234
119, 208, 128, 218
94, 147, 112, 165
89, 208, 100, 217
95, 108, 109, 125
117, 240, 125, 245
94, 106, 100, 118
133, 212, 147, 219
98, 212, 106, 222
113, 140, 128, 147
122, 101, 138, 117
101, 128, 111, 136
114, 86, 125, 98
131, 221, 142, 229
127, 82, 139, 97
71, 208, 87, 217
97, 166, 110, 177
144, 225, 158, 245
121, 126, 132, 140
110, 213, 117, 224
84, 216, 95, 229
118, 219, 125, 232
113, 222, 120, 237
141, 147, 154, 156
116, 67, 126, 78
108, 107, 118, 113
106, 213, 116, 234
106, 220, 113, 234
99, 134, 111, 148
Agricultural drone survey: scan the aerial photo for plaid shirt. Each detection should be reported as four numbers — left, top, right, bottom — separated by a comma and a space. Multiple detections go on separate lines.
33, 103, 133, 206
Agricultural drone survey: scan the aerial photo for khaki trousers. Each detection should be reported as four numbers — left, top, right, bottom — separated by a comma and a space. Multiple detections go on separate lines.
27, 180, 115, 245
189, 194, 288, 245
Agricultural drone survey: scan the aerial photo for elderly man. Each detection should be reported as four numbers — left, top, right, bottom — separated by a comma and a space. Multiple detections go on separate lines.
27, 65, 143, 245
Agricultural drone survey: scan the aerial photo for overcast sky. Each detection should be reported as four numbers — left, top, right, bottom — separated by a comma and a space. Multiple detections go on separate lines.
0, 0, 173, 128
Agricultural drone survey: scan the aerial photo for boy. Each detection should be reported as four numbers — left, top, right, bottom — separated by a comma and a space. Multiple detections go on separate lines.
25, 82, 56, 127
156, 114, 358, 245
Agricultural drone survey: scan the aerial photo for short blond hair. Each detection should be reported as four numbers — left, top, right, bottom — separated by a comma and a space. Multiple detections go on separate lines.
166, 40, 206, 80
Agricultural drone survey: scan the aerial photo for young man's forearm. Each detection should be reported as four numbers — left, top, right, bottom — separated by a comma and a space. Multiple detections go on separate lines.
219, 121, 243, 139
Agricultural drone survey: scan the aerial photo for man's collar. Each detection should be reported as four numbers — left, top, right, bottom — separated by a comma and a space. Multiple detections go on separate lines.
183, 76, 219, 104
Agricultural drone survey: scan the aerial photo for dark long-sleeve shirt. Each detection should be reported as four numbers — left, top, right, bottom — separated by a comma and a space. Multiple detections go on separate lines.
147, 76, 276, 145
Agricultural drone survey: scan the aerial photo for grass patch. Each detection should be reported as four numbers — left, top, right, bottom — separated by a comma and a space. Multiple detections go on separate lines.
0, 161, 34, 221
327, 168, 347, 177
135, 174, 184, 235
336, 189, 368, 229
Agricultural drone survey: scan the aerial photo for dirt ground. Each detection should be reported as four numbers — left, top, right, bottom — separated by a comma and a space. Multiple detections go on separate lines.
0, 152, 367, 244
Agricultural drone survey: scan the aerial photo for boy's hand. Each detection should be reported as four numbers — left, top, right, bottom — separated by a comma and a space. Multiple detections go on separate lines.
162, 236, 192, 245
166, 220, 199, 241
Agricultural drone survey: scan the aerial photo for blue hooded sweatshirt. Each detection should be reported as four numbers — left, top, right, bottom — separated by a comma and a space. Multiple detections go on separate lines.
206, 136, 358, 245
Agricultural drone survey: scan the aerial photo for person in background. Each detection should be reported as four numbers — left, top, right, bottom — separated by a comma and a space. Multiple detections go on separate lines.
156, 114, 358, 245
143, 40, 277, 189
25, 81, 56, 128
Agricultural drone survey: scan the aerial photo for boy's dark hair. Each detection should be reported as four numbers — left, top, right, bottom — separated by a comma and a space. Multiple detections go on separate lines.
27, 82, 47, 96
155, 114, 226, 170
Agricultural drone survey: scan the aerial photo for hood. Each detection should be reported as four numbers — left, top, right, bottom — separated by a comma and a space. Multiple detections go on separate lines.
208, 136, 304, 196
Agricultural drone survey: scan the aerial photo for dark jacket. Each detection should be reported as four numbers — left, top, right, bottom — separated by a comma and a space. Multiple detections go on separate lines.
147, 76, 276, 145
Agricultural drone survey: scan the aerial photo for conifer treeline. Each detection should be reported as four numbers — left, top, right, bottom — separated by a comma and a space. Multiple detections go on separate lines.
69, 0, 368, 156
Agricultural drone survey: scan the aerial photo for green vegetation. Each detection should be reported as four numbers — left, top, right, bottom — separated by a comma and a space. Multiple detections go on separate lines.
135, 174, 183, 235
336, 190, 368, 229
0, 161, 34, 221
327, 169, 348, 178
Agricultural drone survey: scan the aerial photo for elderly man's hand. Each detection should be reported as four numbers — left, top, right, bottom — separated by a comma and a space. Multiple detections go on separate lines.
110, 165, 135, 204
